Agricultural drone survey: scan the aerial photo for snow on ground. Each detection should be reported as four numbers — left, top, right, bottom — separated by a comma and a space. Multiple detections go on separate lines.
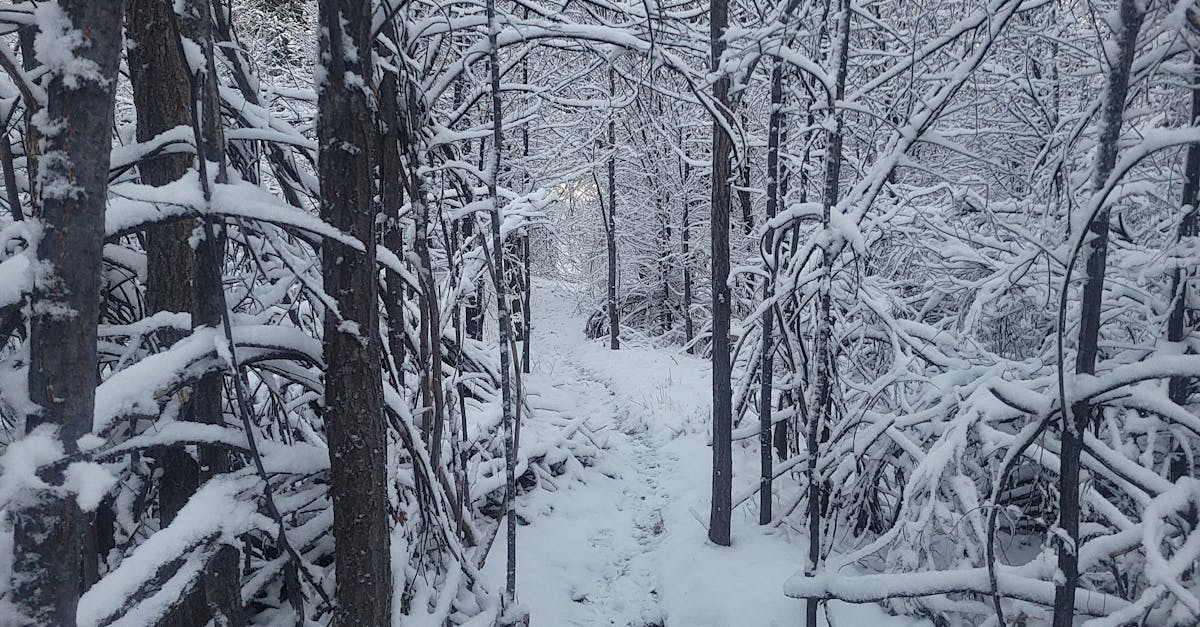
480, 279, 921, 626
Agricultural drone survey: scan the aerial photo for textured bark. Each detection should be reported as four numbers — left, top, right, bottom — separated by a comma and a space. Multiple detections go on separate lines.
416, 160, 448, 469
681, 152, 694, 352
522, 236, 532, 373
1051, 1, 1143, 624
737, 128, 753, 234
178, 0, 230, 490
317, 0, 392, 623
521, 85, 533, 374
759, 58, 785, 526
808, 2, 850, 623
606, 66, 620, 351
129, 3, 243, 624
17, 6, 39, 217
14, 2, 123, 624
708, 0, 734, 547
485, 0, 520, 607
1168, 52, 1200, 409
128, 0, 197, 526
0, 135, 23, 221
378, 40, 409, 391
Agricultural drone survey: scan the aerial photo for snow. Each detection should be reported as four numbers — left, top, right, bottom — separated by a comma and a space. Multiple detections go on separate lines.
76, 476, 271, 627
478, 279, 920, 626
62, 461, 116, 512
0, 426, 62, 510
33, 3, 107, 90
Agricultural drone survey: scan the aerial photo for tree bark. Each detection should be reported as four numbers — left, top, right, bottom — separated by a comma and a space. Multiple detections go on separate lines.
708, 0, 734, 547
807, 1, 849, 623
681, 148, 694, 352
1051, 2, 1143, 624
759, 57, 785, 526
606, 66, 620, 351
485, 0, 522, 613
1168, 51, 1200, 409
14, 2, 123, 624
128, 0, 198, 528
317, 0, 392, 623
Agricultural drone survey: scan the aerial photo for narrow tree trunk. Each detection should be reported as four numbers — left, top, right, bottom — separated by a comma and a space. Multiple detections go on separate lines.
14, 3, 122, 624
660, 197, 673, 334
708, 0, 734, 547
521, 72, 533, 373
129, 0, 197, 528
807, 1, 849, 623
606, 66, 620, 350
738, 117, 753, 234
17, 5, 39, 217
1168, 51, 1200, 408
522, 236, 532, 372
416, 156, 448, 469
485, 0, 521, 614
130, 3, 244, 624
378, 35, 408, 391
0, 135, 22, 221
681, 154, 695, 352
177, 0, 232, 487
317, 0, 391, 622
1052, 1, 1143, 624
759, 57, 786, 526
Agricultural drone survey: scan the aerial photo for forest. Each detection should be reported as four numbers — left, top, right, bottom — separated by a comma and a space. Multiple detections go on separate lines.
0, 0, 1198, 625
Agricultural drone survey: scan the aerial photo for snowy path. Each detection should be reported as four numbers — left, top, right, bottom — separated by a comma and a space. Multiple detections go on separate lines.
480, 280, 915, 627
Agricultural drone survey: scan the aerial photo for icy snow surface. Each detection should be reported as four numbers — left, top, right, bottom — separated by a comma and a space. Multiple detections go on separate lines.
480, 279, 920, 626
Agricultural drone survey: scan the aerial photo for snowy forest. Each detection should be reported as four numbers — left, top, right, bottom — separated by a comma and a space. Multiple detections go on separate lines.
0, 0, 1198, 625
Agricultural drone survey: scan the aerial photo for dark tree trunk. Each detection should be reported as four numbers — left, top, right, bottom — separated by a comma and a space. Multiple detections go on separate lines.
178, 1, 230, 487
1168, 51, 1200, 409
17, 5, 38, 217
128, 3, 231, 625
485, 0, 522, 613
378, 46, 408, 391
759, 57, 785, 526
14, 2, 123, 624
317, 0, 392, 623
681, 153, 694, 352
738, 122, 753, 234
415, 146, 448, 469
660, 197, 672, 334
1051, 1, 1143, 624
708, 0, 734, 548
0, 134, 22, 221
522, 235, 532, 372
128, 0, 198, 528
808, 2, 850, 623
606, 66, 620, 351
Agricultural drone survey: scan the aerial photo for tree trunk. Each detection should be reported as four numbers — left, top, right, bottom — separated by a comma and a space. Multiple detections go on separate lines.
681, 151, 694, 352
759, 57, 786, 526
708, 0, 734, 547
178, 0, 233, 486
1168, 51, 1200, 409
378, 39, 408, 391
317, 0, 392, 623
17, 3, 39, 217
485, 0, 522, 614
808, 1, 850, 623
14, 2, 123, 624
1051, 1, 1143, 624
606, 66, 620, 351
129, 3, 244, 624
129, 0, 197, 527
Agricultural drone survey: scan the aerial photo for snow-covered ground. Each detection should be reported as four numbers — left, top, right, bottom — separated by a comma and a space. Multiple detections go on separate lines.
480, 279, 919, 626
